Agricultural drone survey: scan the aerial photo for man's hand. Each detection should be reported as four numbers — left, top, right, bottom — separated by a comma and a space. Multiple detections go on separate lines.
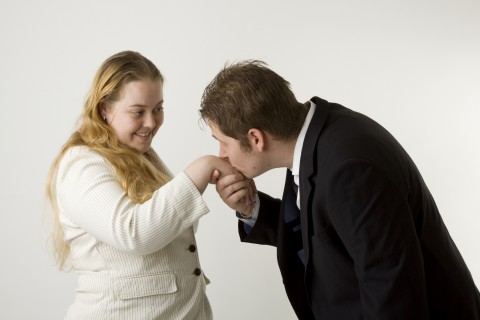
211, 170, 257, 216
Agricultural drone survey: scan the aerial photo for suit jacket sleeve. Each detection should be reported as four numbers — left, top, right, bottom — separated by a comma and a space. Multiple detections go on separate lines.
238, 191, 282, 247
326, 159, 429, 318
56, 146, 209, 255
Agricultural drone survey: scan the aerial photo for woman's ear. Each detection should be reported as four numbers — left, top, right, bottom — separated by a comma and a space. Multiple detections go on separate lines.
247, 128, 266, 152
99, 103, 107, 120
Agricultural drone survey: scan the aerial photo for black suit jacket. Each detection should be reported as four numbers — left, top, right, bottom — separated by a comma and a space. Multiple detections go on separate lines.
239, 97, 480, 319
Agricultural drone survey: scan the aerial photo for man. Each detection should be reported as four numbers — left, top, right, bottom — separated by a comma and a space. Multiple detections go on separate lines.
200, 60, 480, 319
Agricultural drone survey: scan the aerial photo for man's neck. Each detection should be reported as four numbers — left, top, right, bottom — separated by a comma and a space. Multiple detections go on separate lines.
267, 137, 298, 169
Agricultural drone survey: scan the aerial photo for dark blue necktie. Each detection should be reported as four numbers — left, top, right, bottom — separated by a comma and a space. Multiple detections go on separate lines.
284, 183, 304, 264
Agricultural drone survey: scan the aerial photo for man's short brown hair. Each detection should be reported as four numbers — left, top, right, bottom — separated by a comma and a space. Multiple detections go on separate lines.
200, 60, 309, 150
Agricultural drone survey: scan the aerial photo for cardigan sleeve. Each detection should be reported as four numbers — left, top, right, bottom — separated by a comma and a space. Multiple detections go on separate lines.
56, 146, 209, 255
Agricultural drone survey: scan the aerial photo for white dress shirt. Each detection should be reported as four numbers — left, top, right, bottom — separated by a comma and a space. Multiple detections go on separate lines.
240, 101, 316, 225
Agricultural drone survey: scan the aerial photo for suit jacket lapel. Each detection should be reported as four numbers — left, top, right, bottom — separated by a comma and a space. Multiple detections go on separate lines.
298, 96, 331, 266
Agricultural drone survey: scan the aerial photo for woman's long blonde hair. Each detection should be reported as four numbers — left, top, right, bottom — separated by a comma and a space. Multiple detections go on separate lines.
46, 51, 170, 269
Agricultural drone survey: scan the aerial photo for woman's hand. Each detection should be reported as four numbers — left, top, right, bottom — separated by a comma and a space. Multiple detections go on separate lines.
184, 155, 235, 194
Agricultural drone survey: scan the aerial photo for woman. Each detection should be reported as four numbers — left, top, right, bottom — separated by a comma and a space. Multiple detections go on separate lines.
46, 51, 244, 319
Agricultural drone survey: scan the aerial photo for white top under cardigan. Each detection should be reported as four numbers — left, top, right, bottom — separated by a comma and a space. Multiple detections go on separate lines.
56, 146, 212, 320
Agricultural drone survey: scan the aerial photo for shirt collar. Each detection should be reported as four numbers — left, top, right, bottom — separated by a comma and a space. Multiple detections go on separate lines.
290, 101, 316, 182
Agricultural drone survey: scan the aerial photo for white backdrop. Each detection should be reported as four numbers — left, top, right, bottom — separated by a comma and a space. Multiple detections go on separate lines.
1, 0, 479, 319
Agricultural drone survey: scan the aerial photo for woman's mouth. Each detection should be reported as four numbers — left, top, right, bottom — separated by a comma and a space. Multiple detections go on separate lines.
135, 132, 151, 140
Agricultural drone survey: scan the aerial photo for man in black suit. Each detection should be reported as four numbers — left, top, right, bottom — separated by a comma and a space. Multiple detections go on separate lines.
199, 60, 480, 319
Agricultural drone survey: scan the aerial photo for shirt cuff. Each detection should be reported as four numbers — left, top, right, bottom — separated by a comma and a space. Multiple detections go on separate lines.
237, 193, 260, 227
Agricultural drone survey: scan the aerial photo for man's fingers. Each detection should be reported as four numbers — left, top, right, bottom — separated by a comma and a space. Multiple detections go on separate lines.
216, 173, 244, 191
225, 187, 248, 203
218, 180, 248, 200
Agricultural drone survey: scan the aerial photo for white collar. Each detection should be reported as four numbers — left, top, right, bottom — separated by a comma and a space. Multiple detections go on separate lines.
290, 101, 316, 184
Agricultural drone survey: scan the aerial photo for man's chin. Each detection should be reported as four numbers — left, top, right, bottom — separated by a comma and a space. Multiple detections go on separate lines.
234, 170, 250, 179
238, 171, 258, 179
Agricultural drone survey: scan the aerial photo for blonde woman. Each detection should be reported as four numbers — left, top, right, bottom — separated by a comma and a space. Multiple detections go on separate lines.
46, 51, 249, 320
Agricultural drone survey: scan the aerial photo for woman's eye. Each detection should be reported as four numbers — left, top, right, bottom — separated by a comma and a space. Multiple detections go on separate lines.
132, 111, 143, 117
154, 107, 164, 113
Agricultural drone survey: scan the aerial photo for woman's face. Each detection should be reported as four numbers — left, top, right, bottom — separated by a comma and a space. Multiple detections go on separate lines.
102, 79, 164, 153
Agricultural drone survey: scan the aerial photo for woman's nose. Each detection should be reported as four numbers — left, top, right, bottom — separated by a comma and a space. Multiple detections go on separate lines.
144, 114, 156, 128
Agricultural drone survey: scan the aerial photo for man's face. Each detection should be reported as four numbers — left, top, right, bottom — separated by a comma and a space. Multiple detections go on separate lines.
209, 123, 264, 178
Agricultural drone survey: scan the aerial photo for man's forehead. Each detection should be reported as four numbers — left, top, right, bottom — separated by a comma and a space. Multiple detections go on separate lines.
208, 122, 222, 137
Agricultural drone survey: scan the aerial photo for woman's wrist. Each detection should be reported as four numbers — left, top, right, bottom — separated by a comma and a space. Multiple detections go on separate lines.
184, 156, 214, 194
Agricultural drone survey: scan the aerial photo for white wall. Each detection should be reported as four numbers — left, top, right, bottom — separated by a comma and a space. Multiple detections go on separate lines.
1, 0, 479, 319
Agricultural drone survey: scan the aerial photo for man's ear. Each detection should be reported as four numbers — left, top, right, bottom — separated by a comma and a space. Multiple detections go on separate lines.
247, 128, 266, 151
